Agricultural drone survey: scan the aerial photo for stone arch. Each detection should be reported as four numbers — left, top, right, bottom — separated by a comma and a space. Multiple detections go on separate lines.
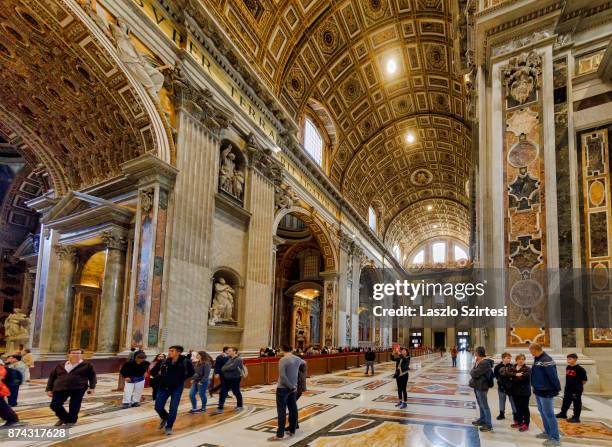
0, 0, 174, 195
273, 206, 338, 272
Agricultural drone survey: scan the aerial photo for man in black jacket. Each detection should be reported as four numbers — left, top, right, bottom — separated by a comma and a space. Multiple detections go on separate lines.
150, 345, 194, 435
46, 349, 97, 426
209, 347, 229, 397
556, 353, 587, 423
494, 352, 517, 421
364, 348, 376, 375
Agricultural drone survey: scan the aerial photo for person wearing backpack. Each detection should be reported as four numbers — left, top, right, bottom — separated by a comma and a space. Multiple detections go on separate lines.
150, 345, 195, 435
5, 355, 25, 406
215, 347, 244, 413
469, 346, 495, 432
0, 363, 19, 427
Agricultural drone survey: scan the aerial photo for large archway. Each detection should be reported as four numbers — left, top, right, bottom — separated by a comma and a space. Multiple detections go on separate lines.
272, 211, 337, 349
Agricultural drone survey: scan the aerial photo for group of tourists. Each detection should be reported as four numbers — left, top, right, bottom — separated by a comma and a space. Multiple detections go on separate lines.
469, 344, 587, 446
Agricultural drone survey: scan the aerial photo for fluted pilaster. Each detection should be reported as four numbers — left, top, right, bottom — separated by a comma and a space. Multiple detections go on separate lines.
49, 245, 77, 353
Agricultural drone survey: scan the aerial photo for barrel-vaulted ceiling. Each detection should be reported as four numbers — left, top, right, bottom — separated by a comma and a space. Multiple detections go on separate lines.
200, 0, 472, 250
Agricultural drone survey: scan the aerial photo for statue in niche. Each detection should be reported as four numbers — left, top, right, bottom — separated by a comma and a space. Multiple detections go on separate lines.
110, 17, 169, 103
209, 278, 236, 326
219, 144, 244, 200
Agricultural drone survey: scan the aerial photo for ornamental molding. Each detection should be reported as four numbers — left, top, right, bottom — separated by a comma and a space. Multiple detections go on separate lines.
100, 230, 128, 251
501, 51, 542, 104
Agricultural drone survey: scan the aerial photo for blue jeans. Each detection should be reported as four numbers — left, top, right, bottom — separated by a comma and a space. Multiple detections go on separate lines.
189, 379, 209, 409
155, 386, 184, 429
536, 394, 560, 441
474, 389, 492, 428
276, 387, 298, 438
498, 389, 517, 417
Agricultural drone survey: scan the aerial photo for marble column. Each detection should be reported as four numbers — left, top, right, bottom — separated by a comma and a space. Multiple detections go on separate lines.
321, 272, 339, 347
96, 231, 127, 355
49, 245, 77, 354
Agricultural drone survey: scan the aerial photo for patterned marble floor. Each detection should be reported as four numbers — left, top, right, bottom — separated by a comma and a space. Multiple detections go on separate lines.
2, 353, 611, 446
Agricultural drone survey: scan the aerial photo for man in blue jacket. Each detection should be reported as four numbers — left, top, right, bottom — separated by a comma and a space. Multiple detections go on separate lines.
529, 343, 561, 446
469, 346, 495, 432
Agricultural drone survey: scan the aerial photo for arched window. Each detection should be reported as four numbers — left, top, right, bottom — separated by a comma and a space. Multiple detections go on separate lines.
393, 244, 401, 260
408, 238, 470, 266
303, 117, 323, 166
412, 249, 424, 265
368, 206, 377, 232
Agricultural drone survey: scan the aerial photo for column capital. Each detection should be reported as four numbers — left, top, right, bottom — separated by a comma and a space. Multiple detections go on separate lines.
100, 230, 127, 251
54, 245, 77, 262
164, 58, 233, 131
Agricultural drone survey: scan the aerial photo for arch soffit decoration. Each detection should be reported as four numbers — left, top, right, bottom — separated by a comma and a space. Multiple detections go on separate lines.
0, 0, 174, 195
285, 281, 324, 297
384, 197, 470, 256
197, 0, 471, 238
273, 205, 337, 272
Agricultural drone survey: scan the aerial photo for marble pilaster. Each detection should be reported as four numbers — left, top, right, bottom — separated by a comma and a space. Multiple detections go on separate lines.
49, 245, 77, 354
95, 231, 127, 355
321, 271, 339, 347
121, 154, 177, 353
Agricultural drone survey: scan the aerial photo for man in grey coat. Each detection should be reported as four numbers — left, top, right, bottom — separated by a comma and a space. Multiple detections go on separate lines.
268, 345, 305, 441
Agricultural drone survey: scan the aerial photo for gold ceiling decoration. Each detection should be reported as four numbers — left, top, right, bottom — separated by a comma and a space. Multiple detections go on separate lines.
384, 197, 470, 258
201, 0, 471, 248
0, 0, 168, 195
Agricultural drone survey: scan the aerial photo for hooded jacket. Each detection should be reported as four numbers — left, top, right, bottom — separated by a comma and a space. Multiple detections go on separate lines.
469, 357, 494, 390
531, 351, 561, 397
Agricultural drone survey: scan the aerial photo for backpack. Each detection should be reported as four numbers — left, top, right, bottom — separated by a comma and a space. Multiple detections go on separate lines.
240, 363, 249, 378
486, 368, 494, 388
5, 367, 23, 387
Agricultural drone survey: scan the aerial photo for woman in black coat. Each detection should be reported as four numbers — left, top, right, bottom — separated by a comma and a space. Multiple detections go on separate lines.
500, 353, 531, 431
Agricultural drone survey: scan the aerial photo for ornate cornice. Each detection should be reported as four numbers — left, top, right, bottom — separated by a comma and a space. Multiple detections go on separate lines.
246, 132, 283, 182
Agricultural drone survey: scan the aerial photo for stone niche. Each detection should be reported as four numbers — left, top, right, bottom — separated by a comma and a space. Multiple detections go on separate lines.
207, 268, 243, 350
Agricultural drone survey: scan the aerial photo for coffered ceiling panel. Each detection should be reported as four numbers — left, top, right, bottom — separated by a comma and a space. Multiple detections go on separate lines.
201, 0, 471, 249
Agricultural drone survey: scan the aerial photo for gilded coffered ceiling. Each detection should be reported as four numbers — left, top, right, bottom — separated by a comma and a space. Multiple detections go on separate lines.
0, 0, 167, 195
201, 0, 472, 249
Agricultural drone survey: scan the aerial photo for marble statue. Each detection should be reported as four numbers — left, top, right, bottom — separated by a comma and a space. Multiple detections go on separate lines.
4, 308, 30, 353
5, 308, 30, 338
110, 17, 168, 103
209, 278, 235, 325
219, 144, 244, 199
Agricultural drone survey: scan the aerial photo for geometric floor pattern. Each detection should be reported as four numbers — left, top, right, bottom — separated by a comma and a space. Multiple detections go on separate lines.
2, 353, 611, 446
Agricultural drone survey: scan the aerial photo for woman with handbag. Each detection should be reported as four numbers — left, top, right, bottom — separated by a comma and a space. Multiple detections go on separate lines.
394, 348, 410, 409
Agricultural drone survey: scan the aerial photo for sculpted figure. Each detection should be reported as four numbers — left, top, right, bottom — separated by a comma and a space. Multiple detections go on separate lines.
219, 145, 237, 195
209, 278, 235, 325
5, 308, 30, 338
110, 17, 168, 102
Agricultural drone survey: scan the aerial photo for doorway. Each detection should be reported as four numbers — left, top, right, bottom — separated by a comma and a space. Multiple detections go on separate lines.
457, 330, 471, 351
434, 331, 446, 350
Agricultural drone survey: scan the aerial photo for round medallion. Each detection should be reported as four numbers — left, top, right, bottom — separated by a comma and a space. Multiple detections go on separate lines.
411, 169, 433, 186
508, 134, 538, 168
589, 180, 605, 207
510, 279, 543, 308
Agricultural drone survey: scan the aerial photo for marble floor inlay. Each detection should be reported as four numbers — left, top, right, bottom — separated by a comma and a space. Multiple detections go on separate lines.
2, 353, 611, 446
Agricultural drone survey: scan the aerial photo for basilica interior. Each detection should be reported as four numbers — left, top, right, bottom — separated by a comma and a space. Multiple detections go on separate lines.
1, 0, 612, 445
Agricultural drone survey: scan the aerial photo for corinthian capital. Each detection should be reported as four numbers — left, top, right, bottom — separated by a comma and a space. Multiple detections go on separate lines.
101, 230, 127, 251
55, 245, 77, 262
164, 58, 233, 130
